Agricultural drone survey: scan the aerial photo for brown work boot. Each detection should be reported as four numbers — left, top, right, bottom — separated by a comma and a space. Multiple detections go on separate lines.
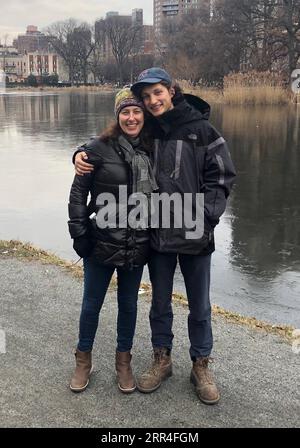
190, 357, 220, 405
115, 351, 136, 394
69, 349, 93, 393
137, 348, 172, 393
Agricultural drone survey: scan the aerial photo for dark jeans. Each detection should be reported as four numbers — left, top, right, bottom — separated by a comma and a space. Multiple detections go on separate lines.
77, 258, 143, 353
148, 250, 213, 359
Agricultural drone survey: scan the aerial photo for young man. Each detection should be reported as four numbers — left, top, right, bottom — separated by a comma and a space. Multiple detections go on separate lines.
74, 68, 236, 404
130, 68, 236, 405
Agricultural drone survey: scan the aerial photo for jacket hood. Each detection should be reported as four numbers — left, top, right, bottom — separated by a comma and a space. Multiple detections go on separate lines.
183, 93, 211, 120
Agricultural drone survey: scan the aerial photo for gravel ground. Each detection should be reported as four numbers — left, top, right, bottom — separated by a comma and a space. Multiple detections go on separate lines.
0, 257, 299, 428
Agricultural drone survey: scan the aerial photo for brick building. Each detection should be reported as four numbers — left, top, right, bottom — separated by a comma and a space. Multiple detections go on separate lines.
14, 25, 50, 54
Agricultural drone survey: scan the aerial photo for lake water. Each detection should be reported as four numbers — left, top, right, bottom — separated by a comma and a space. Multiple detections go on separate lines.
1, 91, 299, 327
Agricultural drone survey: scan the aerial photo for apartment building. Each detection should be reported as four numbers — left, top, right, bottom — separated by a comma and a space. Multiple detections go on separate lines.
132, 8, 144, 54
13, 25, 50, 54
154, 0, 211, 37
143, 25, 155, 54
95, 9, 154, 61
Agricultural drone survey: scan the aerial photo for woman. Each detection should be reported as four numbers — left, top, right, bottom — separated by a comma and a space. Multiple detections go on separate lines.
68, 88, 157, 394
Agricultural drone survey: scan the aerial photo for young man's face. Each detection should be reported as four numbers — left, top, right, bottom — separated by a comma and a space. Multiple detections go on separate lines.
140, 83, 174, 117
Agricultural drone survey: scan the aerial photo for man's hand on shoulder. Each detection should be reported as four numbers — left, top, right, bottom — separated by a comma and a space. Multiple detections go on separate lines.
75, 151, 94, 176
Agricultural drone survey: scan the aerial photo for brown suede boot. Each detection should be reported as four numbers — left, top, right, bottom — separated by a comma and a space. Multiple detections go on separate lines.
137, 348, 172, 393
190, 357, 220, 405
70, 349, 93, 393
115, 351, 136, 394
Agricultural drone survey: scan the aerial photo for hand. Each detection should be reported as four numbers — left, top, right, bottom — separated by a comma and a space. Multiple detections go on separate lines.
75, 152, 94, 176
73, 235, 94, 258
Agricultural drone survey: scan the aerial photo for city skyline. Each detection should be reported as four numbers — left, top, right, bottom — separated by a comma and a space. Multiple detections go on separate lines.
0, 0, 153, 44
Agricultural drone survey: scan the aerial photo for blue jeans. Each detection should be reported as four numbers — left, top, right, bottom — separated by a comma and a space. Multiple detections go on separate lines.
148, 251, 213, 359
77, 258, 143, 352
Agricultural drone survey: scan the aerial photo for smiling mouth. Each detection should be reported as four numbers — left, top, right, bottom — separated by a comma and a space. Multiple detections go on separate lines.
151, 105, 162, 112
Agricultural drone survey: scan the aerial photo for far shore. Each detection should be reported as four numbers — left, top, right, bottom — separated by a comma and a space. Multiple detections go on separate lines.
4, 83, 300, 105
6, 85, 116, 94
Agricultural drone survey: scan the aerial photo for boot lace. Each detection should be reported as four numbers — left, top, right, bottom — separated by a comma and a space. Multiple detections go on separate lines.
142, 350, 165, 379
194, 357, 215, 385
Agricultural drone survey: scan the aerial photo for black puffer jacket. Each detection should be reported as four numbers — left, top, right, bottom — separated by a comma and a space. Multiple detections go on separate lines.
149, 94, 236, 255
68, 137, 150, 268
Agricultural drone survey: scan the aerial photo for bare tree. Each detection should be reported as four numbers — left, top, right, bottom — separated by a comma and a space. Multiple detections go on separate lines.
45, 19, 80, 83
162, 0, 300, 82
231, 0, 300, 75
89, 20, 106, 84
272, 0, 300, 74
71, 24, 95, 84
89, 46, 104, 84
105, 15, 141, 85
162, 10, 228, 83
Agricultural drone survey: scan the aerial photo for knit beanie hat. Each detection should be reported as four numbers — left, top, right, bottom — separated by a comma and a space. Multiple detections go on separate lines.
114, 88, 144, 117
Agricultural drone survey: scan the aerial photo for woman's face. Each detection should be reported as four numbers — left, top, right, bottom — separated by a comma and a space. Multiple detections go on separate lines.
118, 106, 144, 138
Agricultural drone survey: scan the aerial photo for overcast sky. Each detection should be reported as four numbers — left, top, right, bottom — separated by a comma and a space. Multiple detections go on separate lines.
0, 0, 153, 44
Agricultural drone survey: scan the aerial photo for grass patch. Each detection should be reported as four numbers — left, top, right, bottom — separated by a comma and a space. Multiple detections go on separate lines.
0, 239, 83, 280
170, 292, 294, 342
180, 71, 293, 105
223, 86, 288, 105
179, 80, 224, 104
223, 71, 288, 105
8, 85, 116, 94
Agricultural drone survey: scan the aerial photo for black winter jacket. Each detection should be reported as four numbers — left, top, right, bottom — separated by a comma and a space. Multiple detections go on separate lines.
68, 137, 150, 268
149, 94, 236, 255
